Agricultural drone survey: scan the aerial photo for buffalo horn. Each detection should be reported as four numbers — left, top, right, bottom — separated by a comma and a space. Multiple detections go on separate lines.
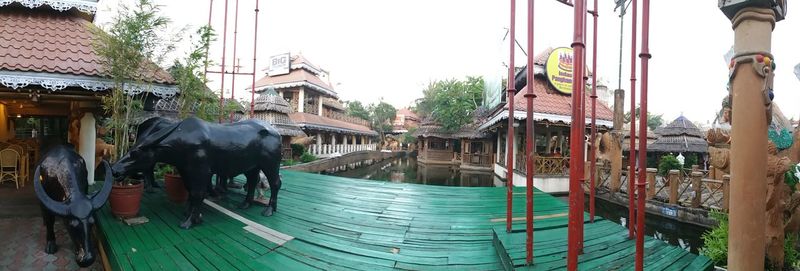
91, 160, 114, 210
33, 165, 69, 216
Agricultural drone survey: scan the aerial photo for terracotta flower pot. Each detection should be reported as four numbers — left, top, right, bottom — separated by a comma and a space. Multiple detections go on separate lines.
109, 182, 143, 218
164, 173, 188, 203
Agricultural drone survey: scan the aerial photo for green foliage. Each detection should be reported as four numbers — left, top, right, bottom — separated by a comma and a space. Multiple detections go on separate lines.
369, 101, 397, 135
290, 144, 306, 158
785, 233, 800, 269
345, 101, 370, 121
415, 76, 484, 132
786, 164, 800, 193
171, 25, 224, 122
684, 153, 699, 167
402, 127, 418, 144
658, 154, 682, 176
281, 159, 298, 167
300, 152, 317, 163
94, 0, 176, 162
700, 211, 728, 266
624, 106, 665, 131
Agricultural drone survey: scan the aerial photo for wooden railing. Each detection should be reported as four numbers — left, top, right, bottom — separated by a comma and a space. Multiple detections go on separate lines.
463, 153, 492, 167
513, 154, 569, 176
596, 166, 730, 211
323, 110, 371, 127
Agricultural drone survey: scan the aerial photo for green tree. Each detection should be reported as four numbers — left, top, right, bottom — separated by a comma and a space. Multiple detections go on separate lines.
345, 100, 370, 121
415, 76, 484, 132
369, 100, 397, 137
624, 106, 664, 131
170, 26, 223, 122
94, 0, 176, 161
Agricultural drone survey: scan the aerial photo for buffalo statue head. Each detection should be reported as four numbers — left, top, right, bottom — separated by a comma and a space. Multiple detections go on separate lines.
33, 161, 113, 267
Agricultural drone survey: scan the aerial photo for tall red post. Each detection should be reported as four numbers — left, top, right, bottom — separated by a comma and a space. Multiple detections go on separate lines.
577, 0, 588, 253
203, 0, 214, 79
218, 0, 230, 123
524, 0, 536, 264
567, 0, 587, 269
229, 0, 240, 122
588, 0, 598, 224
635, 0, 651, 269
505, 0, 517, 234
626, 0, 638, 239
249, 0, 260, 118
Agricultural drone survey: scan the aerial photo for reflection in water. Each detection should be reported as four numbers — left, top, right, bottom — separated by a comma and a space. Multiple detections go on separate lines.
325, 156, 500, 187
559, 197, 709, 254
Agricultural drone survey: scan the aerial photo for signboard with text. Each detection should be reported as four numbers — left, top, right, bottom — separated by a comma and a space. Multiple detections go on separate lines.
545, 47, 574, 95
268, 53, 291, 76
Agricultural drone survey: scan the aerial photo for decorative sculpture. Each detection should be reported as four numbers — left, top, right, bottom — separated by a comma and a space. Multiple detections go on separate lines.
112, 117, 283, 229
33, 145, 113, 268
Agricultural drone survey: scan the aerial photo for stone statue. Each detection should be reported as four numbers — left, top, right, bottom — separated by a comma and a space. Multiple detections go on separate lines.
111, 117, 283, 229
33, 145, 113, 267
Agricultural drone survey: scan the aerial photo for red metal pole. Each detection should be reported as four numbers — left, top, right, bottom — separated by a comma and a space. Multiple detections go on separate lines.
229, 0, 239, 122
577, 0, 588, 253
505, 0, 516, 234
588, 0, 598, 224
203, 0, 214, 79
250, 0, 260, 118
635, 0, 650, 269
218, 0, 230, 123
626, 0, 638, 239
567, 0, 587, 269
524, 0, 535, 264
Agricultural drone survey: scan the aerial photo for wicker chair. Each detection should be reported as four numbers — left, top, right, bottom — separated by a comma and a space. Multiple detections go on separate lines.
6, 144, 27, 187
0, 149, 20, 189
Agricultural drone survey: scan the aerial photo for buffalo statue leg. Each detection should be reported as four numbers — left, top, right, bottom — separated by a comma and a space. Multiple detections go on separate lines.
143, 164, 159, 193
179, 171, 210, 230
238, 169, 260, 210
261, 163, 281, 217
40, 206, 58, 254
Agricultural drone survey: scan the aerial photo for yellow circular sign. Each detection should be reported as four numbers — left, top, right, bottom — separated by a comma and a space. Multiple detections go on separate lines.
545, 47, 574, 95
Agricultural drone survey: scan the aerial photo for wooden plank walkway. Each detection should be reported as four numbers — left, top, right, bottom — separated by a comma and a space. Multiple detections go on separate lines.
97, 170, 713, 270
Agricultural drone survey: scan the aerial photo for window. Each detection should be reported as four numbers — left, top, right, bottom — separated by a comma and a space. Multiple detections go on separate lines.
429, 138, 447, 150
470, 142, 484, 154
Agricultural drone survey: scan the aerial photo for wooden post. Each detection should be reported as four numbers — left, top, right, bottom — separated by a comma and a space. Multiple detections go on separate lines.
691, 171, 703, 208
646, 168, 657, 200
709, 165, 716, 180
723, 174, 730, 211
668, 169, 679, 205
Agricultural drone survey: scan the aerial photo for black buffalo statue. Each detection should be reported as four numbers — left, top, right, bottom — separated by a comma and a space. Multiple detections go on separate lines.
112, 117, 283, 229
33, 145, 113, 267
135, 117, 175, 192
135, 117, 238, 195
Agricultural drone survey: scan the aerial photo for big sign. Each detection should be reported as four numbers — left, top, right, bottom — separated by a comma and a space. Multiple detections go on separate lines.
268, 53, 291, 76
545, 47, 574, 95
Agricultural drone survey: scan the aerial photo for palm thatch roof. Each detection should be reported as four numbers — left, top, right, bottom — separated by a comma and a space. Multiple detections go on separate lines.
648, 115, 708, 153
411, 119, 489, 139
253, 94, 293, 114
621, 124, 659, 152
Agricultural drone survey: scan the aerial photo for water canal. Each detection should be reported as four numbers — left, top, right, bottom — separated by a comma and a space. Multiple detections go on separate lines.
326, 155, 710, 254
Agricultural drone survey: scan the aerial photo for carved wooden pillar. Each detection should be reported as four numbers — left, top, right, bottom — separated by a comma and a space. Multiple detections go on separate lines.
691, 171, 703, 208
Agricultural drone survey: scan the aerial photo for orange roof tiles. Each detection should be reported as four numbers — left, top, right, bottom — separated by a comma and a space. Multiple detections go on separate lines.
0, 8, 173, 84
510, 76, 614, 121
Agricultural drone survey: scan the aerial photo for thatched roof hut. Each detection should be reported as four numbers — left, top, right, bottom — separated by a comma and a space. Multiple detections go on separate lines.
648, 115, 708, 153
252, 94, 306, 137
621, 123, 658, 152
411, 119, 489, 139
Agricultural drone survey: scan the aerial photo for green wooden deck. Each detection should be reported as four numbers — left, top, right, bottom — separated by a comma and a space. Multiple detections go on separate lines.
96, 170, 713, 270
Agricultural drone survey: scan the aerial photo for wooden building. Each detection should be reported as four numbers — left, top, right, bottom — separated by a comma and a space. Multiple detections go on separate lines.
412, 120, 494, 172
0, 0, 177, 185
251, 54, 377, 157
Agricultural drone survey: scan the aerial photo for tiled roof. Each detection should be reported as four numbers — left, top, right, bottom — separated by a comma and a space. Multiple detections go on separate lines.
397, 108, 419, 120
289, 112, 377, 136
256, 55, 337, 98
0, 8, 174, 84
510, 75, 614, 121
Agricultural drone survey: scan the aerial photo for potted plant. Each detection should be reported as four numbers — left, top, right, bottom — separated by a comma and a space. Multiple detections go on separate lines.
161, 165, 187, 203
94, 0, 176, 218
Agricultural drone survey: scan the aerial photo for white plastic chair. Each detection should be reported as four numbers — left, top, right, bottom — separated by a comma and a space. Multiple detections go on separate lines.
0, 148, 20, 189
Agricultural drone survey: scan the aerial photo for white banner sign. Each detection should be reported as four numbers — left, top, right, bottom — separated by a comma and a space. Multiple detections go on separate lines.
268, 53, 291, 76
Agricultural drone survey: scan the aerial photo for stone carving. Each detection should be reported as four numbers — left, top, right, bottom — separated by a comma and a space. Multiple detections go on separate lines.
111, 117, 284, 229
33, 145, 113, 267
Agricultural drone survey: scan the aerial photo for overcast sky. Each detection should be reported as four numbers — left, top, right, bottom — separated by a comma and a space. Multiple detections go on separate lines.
96, 0, 800, 125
